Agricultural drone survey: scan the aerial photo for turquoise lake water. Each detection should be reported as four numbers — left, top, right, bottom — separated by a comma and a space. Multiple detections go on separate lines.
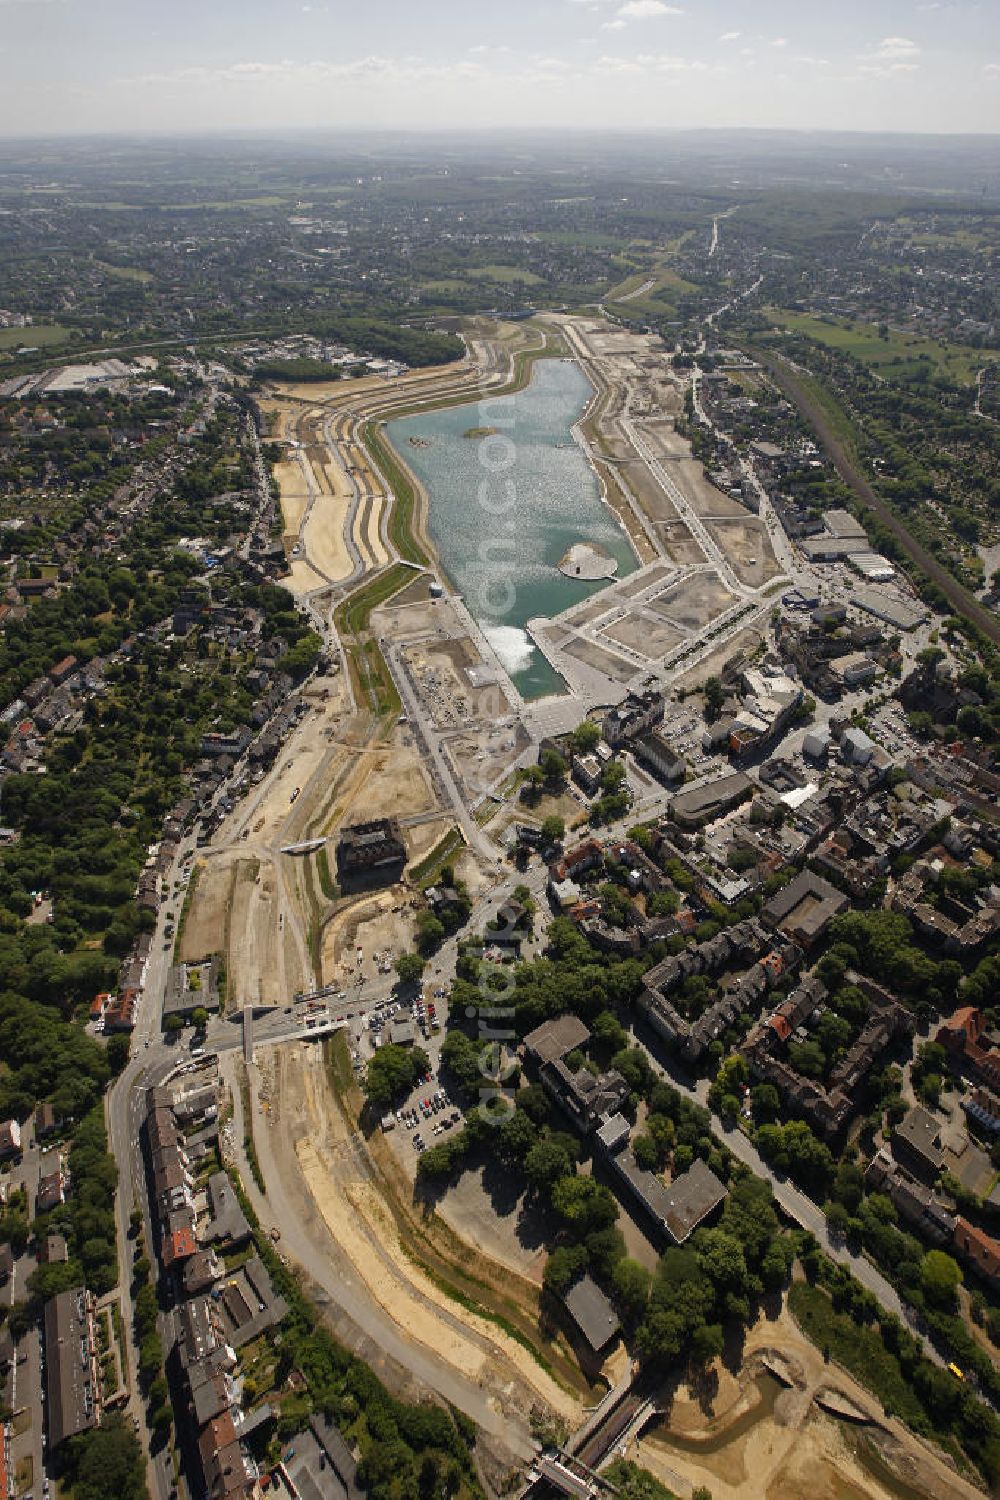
387, 358, 636, 700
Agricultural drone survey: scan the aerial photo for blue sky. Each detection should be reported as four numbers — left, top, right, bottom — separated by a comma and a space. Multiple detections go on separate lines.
1, 0, 998, 136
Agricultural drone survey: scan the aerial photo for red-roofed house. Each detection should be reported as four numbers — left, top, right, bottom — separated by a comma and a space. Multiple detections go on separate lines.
48, 655, 78, 685
103, 990, 137, 1032
936, 1006, 1000, 1091
198, 1410, 253, 1499
162, 1225, 198, 1268
954, 1217, 1000, 1289
549, 840, 603, 884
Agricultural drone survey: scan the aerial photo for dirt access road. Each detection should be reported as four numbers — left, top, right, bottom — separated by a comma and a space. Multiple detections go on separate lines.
221, 1044, 580, 1464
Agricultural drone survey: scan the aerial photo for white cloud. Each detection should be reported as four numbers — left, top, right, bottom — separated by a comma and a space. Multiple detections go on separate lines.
719, 31, 741, 42
873, 35, 920, 58
129, 56, 492, 88
596, 51, 707, 74
601, 0, 684, 23
619, 0, 682, 14
770, 36, 788, 48
984, 62, 1000, 74
857, 35, 921, 75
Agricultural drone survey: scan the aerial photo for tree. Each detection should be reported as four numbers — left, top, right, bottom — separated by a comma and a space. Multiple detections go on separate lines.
364, 1044, 429, 1110
693, 1229, 748, 1299
552, 1175, 618, 1237
689, 1322, 724, 1369
570, 720, 601, 754
612, 1258, 652, 1323
190, 1006, 208, 1029
541, 814, 566, 844
497, 1107, 538, 1164
520, 764, 545, 803
395, 953, 426, 986
704, 677, 725, 722
164, 1013, 183, 1035
543, 1244, 588, 1296
920, 1249, 962, 1310
632, 1134, 659, 1172
540, 750, 567, 789
751, 1083, 780, 1124
66, 1420, 147, 1500
525, 1136, 574, 1191
415, 911, 446, 955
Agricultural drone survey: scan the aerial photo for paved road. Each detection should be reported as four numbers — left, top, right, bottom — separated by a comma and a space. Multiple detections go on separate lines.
6, 1226, 45, 1497
220, 1051, 536, 1461
639, 1046, 946, 1367
106, 832, 199, 1500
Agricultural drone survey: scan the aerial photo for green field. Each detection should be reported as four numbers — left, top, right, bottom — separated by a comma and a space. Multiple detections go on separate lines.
166, 195, 291, 211
0, 323, 70, 351
765, 307, 991, 385
467, 263, 543, 285
95, 261, 154, 284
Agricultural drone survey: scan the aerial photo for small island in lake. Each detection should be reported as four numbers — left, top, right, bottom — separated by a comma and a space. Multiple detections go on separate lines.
557, 541, 619, 581
462, 426, 498, 439
408, 435, 431, 448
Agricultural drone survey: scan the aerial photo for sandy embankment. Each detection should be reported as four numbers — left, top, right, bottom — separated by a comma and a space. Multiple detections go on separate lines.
635, 1301, 986, 1500
288, 1047, 581, 1426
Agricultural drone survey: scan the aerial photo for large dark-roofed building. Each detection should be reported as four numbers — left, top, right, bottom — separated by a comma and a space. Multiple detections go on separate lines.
669, 772, 753, 829
762, 868, 848, 948
562, 1275, 621, 1355
43, 1287, 98, 1448
662, 1159, 729, 1245
523, 1014, 591, 1068
336, 818, 407, 889
892, 1105, 945, 1185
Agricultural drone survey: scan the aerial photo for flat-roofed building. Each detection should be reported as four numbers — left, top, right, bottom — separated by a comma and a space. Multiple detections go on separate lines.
669, 772, 752, 829
762, 868, 848, 949
44, 1287, 98, 1448
523, 1015, 591, 1068
663, 1159, 729, 1245
336, 818, 406, 889
892, 1106, 945, 1185
562, 1275, 620, 1356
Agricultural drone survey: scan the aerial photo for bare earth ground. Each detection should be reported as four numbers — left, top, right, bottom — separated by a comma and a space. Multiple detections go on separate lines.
410, 1161, 548, 1285
179, 858, 232, 963
673, 626, 764, 690
563, 635, 639, 682
659, 521, 708, 566
285, 559, 327, 594
651, 575, 737, 630
304, 488, 354, 582
266, 1043, 584, 1425
320, 890, 419, 987
602, 613, 685, 660
634, 1299, 982, 1500
344, 743, 438, 825
705, 518, 782, 588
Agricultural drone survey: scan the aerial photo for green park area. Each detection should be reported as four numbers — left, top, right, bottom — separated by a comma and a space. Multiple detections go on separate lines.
764, 307, 992, 385
0, 323, 71, 351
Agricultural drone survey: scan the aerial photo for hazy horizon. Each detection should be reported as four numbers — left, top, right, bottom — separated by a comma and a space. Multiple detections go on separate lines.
2, 0, 999, 138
